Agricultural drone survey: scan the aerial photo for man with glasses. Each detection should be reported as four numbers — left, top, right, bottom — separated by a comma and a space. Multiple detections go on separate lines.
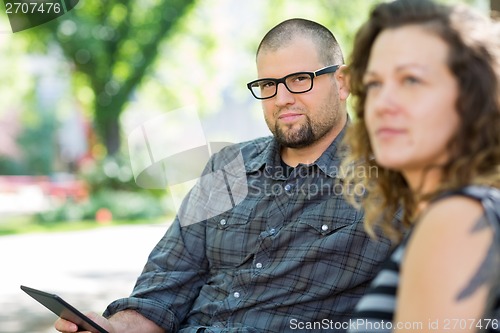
55, 18, 392, 333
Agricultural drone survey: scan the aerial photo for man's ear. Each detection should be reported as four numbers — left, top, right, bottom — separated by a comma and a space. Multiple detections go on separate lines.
335, 65, 350, 101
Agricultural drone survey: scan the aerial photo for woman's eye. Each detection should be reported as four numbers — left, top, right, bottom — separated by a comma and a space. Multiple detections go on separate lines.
363, 80, 380, 90
403, 76, 421, 85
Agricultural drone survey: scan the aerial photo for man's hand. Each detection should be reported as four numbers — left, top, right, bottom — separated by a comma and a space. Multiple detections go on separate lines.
54, 312, 113, 333
54, 310, 166, 333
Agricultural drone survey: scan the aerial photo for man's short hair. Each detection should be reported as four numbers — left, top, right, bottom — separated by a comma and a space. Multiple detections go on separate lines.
256, 18, 344, 67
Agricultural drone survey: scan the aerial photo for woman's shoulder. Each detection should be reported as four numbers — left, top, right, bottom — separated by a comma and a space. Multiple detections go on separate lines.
396, 192, 497, 322
423, 194, 484, 229
404, 191, 495, 293
412, 194, 490, 254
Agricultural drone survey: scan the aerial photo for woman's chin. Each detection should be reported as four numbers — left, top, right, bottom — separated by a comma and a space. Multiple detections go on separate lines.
374, 157, 406, 172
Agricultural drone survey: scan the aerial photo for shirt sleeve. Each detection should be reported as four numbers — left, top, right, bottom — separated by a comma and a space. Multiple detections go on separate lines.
103, 216, 209, 332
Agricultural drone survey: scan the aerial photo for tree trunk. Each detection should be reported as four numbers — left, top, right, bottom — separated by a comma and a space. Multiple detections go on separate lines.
492, 0, 500, 20
102, 116, 120, 156
94, 100, 122, 156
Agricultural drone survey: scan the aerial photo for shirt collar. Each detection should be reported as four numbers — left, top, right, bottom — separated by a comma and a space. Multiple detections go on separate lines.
315, 125, 348, 178
246, 123, 348, 179
245, 138, 283, 178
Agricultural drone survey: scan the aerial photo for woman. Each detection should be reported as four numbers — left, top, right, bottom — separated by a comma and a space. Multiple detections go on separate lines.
342, 0, 500, 331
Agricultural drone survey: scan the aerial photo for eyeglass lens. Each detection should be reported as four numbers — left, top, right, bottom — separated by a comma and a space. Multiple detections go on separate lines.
250, 73, 313, 99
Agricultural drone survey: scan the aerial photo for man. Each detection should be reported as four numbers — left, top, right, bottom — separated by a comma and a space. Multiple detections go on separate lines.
56, 18, 392, 333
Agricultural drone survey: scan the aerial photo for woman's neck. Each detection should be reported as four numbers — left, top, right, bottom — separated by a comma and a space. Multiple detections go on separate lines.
403, 167, 443, 216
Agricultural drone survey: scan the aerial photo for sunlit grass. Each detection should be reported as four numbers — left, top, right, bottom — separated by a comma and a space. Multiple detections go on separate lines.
0, 215, 169, 236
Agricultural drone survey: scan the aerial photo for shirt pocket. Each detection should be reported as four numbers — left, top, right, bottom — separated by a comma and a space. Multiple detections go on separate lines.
286, 199, 364, 267
297, 197, 361, 237
205, 205, 257, 268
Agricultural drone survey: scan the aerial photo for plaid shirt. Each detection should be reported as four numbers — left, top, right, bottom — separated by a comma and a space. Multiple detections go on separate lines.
104, 129, 392, 333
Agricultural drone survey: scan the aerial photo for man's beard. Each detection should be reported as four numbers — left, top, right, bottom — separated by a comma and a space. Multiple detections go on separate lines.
274, 117, 316, 148
267, 97, 341, 149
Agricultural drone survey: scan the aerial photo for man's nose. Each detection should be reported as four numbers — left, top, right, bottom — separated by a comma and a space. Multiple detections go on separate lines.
274, 82, 295, 107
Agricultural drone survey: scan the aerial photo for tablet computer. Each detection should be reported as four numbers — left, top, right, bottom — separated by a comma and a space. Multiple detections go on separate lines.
20, 285, 109, 333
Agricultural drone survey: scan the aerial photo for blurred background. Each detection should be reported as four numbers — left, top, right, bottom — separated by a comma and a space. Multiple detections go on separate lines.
0, 0, 494, 332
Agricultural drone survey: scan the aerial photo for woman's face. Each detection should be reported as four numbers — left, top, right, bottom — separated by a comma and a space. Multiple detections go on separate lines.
363, 24, 460, 187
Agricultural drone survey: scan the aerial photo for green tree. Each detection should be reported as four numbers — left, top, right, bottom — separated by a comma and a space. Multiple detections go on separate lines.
43, 0, 196, 155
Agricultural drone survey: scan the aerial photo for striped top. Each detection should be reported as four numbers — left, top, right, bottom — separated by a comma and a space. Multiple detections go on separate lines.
348, 186, 500, 333
347, 240, 407, 333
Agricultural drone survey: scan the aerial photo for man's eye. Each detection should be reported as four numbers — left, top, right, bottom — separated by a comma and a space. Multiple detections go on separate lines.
294, 75, 310, 82
288, 74, 311, 83
260, 81, 275, 89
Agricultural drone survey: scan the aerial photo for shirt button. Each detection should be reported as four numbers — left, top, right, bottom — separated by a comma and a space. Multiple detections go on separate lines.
256, 263, 263, 269
220, 219, 227, 226
284, 184, 292, 192
233, 292, 240, 298
321, 224, 329, 231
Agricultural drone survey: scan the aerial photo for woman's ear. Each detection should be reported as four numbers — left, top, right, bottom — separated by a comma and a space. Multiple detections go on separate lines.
335, 64, 350, 101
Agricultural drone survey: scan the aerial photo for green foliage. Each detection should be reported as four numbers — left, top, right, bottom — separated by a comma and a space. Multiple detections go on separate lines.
79, 155, 138, 192
0, 157, 26, 175
39, 154, 168, 222
35, 189, 167, 223
26, 154, 169, 224
0, 99, 57, 175
17, 111, 57, 175
31, 0, 198, 155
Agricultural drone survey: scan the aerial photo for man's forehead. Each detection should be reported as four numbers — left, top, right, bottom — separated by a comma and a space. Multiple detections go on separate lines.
257, 35, 318, 58
256, 38, 321, 77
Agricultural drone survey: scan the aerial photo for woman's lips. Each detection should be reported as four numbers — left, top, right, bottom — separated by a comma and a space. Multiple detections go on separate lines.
375, 128, 406, 139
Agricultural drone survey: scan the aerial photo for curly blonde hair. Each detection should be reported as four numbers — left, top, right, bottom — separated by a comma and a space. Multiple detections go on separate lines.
342, 0, 500, 241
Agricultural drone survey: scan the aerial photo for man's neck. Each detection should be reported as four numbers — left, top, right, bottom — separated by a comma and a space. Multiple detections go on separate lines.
281, 143, 328, 167
280, 121, 345, 167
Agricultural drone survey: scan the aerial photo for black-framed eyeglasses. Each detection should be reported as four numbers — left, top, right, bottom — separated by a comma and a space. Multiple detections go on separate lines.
246, 65, 339, 100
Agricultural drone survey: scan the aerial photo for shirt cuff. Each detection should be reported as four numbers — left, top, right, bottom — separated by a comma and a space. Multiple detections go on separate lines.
103, 296, 178, 332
